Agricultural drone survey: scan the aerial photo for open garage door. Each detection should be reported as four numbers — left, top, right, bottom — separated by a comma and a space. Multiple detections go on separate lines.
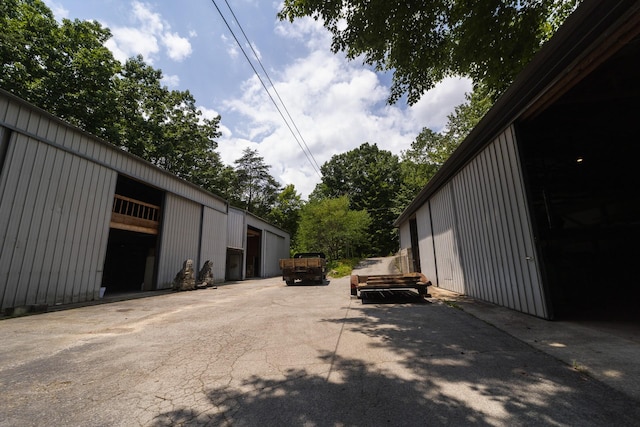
102, 176, 163, 294
519, 32, 640, 320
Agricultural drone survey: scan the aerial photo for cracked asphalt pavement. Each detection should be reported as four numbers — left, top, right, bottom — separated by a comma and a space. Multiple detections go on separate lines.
1, 257, 639, 426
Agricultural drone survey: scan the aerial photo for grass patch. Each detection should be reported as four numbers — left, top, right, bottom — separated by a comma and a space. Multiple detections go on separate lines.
327, 258, 361, 278
443, 300, 463, 310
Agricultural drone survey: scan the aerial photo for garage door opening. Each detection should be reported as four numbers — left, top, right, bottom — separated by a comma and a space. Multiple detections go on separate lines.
102, 175, 163, 294
226, 248, 243, 281
246, 227, 261, 278
519, 34, 640, 320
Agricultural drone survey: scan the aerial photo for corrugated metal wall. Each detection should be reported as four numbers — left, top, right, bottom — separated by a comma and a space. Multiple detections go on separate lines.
415, 202, 438, 286
0, 127, 116, 309
264, 230, 286, 277
450, 127, 546, 317
156, 193, 202, 288
200, 206, 227, 283
246, 214, 290, 278
227, 208, 245, 250
413, 126, 547, 318
430, 185, 466, 293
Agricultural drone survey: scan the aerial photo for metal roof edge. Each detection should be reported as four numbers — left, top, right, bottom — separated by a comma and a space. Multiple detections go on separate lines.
394, 0, 637, 226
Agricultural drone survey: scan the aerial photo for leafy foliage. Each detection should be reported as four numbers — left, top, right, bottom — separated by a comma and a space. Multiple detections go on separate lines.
296, 196, 371, 260
312, 143, 402, 256
279, 0, 580, 104
230, 148, 282, 217
394, 85, 493, 212
1, 0, 227, 197
268, 184, 304, 247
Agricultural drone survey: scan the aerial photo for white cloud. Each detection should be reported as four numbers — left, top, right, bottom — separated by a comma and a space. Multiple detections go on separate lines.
162, 74, 180, 87
221, 34, 239, 59
217, 20, 471, 199
105, 1, 193, 64
163, 32, 192, 61
107, 26, 159, 63
43, 0, 69, 20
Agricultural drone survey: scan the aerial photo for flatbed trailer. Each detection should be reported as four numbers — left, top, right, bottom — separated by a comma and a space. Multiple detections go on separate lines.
350, 273, 431, 298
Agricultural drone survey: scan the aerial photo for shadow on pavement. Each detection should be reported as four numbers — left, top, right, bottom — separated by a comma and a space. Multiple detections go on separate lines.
151, 301, 640, 426
359, 289, 429, 304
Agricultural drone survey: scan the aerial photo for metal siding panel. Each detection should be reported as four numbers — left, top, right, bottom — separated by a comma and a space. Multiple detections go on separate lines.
440, 126, 547, 318
14, 141, 56, 305
469, 156, 495, 302
227, 209, 245, 249
200, 207, 227, 283
502, 128, 547, 317
48, 152, 80, 304
399, 221, 411, 250
431, 184, 465, 294
34, 147, 70, 303
457, 164, 485, 300
491, 135, 523, 311
0, 135, 38, 308
477, 148, 504, 305
157, 193, 201, 288
486, 143, 513, 307
415, 202, 437, 285
0, 98, 8, 121
452, 171, 480, 298
264, 231, 285, 277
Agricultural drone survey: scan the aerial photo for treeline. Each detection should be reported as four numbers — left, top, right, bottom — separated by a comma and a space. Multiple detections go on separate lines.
1, 0, 491, 259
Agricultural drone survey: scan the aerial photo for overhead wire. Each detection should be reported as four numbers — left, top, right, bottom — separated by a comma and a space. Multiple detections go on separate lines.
222, 0, 323, 174
209, 0, 322, 178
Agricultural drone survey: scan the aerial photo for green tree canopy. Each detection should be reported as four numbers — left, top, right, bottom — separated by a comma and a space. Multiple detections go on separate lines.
312, 142, 402, 256
268, 184, 304, 248
231, 148, 282, 217
394, 84, 493, 214
279, 0, 580, 104
1, 0, 121, 141
1, 0, 227, 197
296, 196, 371, 260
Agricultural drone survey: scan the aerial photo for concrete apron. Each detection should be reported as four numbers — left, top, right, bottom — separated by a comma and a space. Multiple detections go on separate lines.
427, 286, 640, 402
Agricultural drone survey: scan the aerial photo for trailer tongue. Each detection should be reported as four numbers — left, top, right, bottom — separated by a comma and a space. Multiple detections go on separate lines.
350, 273, 431, 299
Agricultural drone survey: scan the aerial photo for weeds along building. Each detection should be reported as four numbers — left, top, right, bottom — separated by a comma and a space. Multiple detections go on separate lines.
395, 0, 640, 320
0, 89, 290, 314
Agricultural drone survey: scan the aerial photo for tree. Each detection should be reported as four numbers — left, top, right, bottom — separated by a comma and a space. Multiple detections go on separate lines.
279, 0, 580, 104
231, 148, 282, 217
296, 196, 370, 260
313, 142, 402, 256
1, 1, 228, 197
393, 84, 493, 214
1, 0, 121, 141
268, 184, 304, 248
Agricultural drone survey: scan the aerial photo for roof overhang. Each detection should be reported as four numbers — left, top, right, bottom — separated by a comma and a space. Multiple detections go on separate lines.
394, 0, 640, 227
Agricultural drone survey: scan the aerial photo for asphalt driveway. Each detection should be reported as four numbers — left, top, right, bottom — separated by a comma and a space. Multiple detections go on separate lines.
1, 260, 639, 426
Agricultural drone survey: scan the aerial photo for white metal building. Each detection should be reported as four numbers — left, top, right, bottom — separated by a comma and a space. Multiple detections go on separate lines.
0, 89, 290, 314
395, 0, 640, 320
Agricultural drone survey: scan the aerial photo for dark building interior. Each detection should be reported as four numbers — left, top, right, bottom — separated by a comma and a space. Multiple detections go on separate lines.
102, 175, 164, 293
518, 34, 640, 320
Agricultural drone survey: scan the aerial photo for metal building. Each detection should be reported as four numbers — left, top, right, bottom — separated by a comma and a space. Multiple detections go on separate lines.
395, 0, 640, 320
226, 207, 291, 281
0, 89, 290, 314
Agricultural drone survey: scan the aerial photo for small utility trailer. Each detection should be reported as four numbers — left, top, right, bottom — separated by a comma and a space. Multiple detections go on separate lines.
350, 273, 431, 299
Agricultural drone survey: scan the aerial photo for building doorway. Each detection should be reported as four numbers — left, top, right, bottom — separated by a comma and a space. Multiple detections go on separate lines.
246, 227, 261, 278
102, 175, 163, 294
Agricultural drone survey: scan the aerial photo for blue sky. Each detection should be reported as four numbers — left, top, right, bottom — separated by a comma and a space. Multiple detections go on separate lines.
44, 0, 471, 199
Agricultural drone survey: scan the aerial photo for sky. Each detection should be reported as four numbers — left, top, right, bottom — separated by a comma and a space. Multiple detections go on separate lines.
43, 0, 472, 199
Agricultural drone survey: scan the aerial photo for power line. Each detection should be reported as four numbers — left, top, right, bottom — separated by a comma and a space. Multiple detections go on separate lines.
209, 0, 322, 178
221, 0, 323, 174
